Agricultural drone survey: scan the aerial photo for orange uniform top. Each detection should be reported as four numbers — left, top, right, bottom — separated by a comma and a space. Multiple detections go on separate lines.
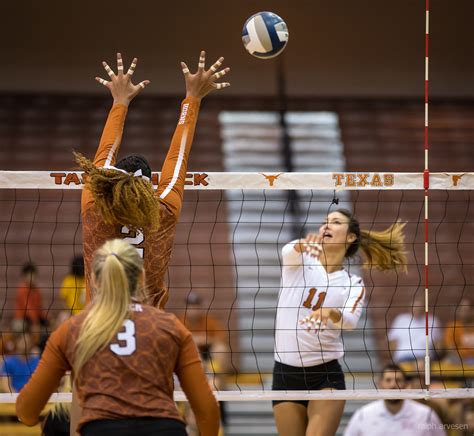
180, 314, 227, 347
16, 303, 220, 435
82, 97, 200, 307
14, 282, 46, 324
444, 321, 474, 361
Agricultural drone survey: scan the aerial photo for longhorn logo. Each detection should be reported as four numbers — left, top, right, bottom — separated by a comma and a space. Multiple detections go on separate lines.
261, 173, 282, 187
451, 173, 466, 187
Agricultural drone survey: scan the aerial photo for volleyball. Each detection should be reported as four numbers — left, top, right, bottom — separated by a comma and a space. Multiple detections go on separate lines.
242, 12, 289, 59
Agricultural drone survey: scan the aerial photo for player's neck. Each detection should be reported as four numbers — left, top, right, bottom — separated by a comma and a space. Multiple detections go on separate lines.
384, 399, 404, 414
319, 251, 345, 274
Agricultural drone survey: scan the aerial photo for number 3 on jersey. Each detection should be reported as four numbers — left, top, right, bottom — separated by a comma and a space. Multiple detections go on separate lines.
303, 288, 327, 311
110, 320, 136, 356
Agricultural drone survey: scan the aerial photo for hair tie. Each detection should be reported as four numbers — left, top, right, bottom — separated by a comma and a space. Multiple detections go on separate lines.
104, 164, 150, 181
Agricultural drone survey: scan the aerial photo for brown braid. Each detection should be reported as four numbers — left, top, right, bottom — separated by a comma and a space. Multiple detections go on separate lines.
337, 209, 407, 272
74, 152, 160, 232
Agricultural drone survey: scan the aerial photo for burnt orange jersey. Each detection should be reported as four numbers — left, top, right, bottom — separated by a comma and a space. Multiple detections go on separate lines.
16, 304, 220, 434
82, 97, 200, 307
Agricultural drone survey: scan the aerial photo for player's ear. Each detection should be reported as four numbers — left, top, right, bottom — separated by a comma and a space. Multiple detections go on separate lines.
347, 232, 357, 243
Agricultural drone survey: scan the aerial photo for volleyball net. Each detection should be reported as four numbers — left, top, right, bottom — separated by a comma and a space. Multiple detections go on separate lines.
0, 170, 473, 401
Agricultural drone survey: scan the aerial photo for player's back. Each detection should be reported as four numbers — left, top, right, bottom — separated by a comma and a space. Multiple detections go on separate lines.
64, 303, 192, 427
82, 200, 176, 307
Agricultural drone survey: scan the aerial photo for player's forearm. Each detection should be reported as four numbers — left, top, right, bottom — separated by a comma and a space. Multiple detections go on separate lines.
178, 357, 220, 436
16, 363, 65, 426
339, 309, 361, 330
17, 329, 69, 426
188, 381, 220, 436
92, 103, 128, 167
282, 240, 305, 267
195, 401, 221, 436
157, 97, 201, 215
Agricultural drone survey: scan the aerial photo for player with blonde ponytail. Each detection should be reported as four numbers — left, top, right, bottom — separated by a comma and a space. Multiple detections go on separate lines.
272, 209, 407, 436
17, 239, 220, 436
73, 239, 143, 374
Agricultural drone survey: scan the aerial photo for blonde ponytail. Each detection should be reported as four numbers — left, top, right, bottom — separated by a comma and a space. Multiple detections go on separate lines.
74, 152, 160, 232
359, 221, 407, 271
74, 239, 143, 374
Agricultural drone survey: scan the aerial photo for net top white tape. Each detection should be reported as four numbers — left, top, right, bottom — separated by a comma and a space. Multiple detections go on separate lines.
1, 389, 473, 403
0, 171, 473, 190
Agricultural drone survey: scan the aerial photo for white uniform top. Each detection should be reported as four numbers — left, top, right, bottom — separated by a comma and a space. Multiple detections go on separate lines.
275, 241, 366, 367
388, 313, 443, 363
343, 399, 446, 436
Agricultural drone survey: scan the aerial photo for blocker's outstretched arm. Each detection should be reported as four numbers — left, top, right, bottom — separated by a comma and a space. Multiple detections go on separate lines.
92, 53, 150, 169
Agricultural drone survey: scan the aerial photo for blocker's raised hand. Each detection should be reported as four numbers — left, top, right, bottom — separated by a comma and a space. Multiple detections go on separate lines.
96, 53, 150, 106
181, 51, 230, 99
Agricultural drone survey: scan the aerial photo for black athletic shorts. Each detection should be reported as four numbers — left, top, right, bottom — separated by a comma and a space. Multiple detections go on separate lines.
272, 359, 346, 408
81, 417, 186, 436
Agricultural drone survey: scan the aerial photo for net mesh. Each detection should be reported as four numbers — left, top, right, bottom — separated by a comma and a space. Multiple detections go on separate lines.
1, 171, 473, 401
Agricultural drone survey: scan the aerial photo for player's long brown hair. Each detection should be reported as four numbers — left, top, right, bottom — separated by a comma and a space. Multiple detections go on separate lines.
337, 209, 407, 272
74, 239, 144, 374
74, 152, 160, 232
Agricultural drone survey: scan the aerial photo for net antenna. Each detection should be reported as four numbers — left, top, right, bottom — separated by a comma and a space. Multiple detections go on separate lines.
424, 0, 430, 388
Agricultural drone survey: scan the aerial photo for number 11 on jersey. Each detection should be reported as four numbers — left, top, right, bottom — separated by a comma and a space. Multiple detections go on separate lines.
303, 288, 327, 311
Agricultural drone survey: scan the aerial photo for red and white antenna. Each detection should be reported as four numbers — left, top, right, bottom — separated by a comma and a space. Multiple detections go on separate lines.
424, 0, 431, 389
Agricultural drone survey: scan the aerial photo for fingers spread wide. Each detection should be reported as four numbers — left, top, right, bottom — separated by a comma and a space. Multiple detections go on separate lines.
214, 82, 230, 90
117, 52, 124, 74
102, 61, 115, 78
95, 77, 109, 87
181, 62, 190, 76
137, 80, 150, 89
210, 56, 224, 73
198, 50, 206, 70
127, 58, 138, 76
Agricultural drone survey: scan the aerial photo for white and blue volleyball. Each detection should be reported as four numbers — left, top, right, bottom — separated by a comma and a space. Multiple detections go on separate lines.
242, 12, 289, 59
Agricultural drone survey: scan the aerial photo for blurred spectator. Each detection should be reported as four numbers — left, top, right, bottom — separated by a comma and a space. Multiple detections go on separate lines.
463, 401, 474, 435
59, 255, 86, 315
0, 331, 40, 393
388, 293, 443, 364
13, 262, 48, 332
180, 291, 229, 432
0, 332, 15, 357
443, 298, 474, 365
37, 310, 72, 356
180, 291, 228, 366
343, 364, 446, 436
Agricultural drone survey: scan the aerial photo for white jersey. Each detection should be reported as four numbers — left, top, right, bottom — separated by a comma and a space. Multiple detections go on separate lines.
275, 241, 366, 367
343, 399, 446, 436
388, 313, 442, 363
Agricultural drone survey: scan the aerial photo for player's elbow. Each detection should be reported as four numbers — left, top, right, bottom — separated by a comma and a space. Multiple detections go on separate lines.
16, 401, 39, 427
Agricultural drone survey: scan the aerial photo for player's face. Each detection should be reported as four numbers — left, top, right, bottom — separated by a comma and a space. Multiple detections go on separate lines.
379, 370, 407, 389
319, 212, 356, 252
